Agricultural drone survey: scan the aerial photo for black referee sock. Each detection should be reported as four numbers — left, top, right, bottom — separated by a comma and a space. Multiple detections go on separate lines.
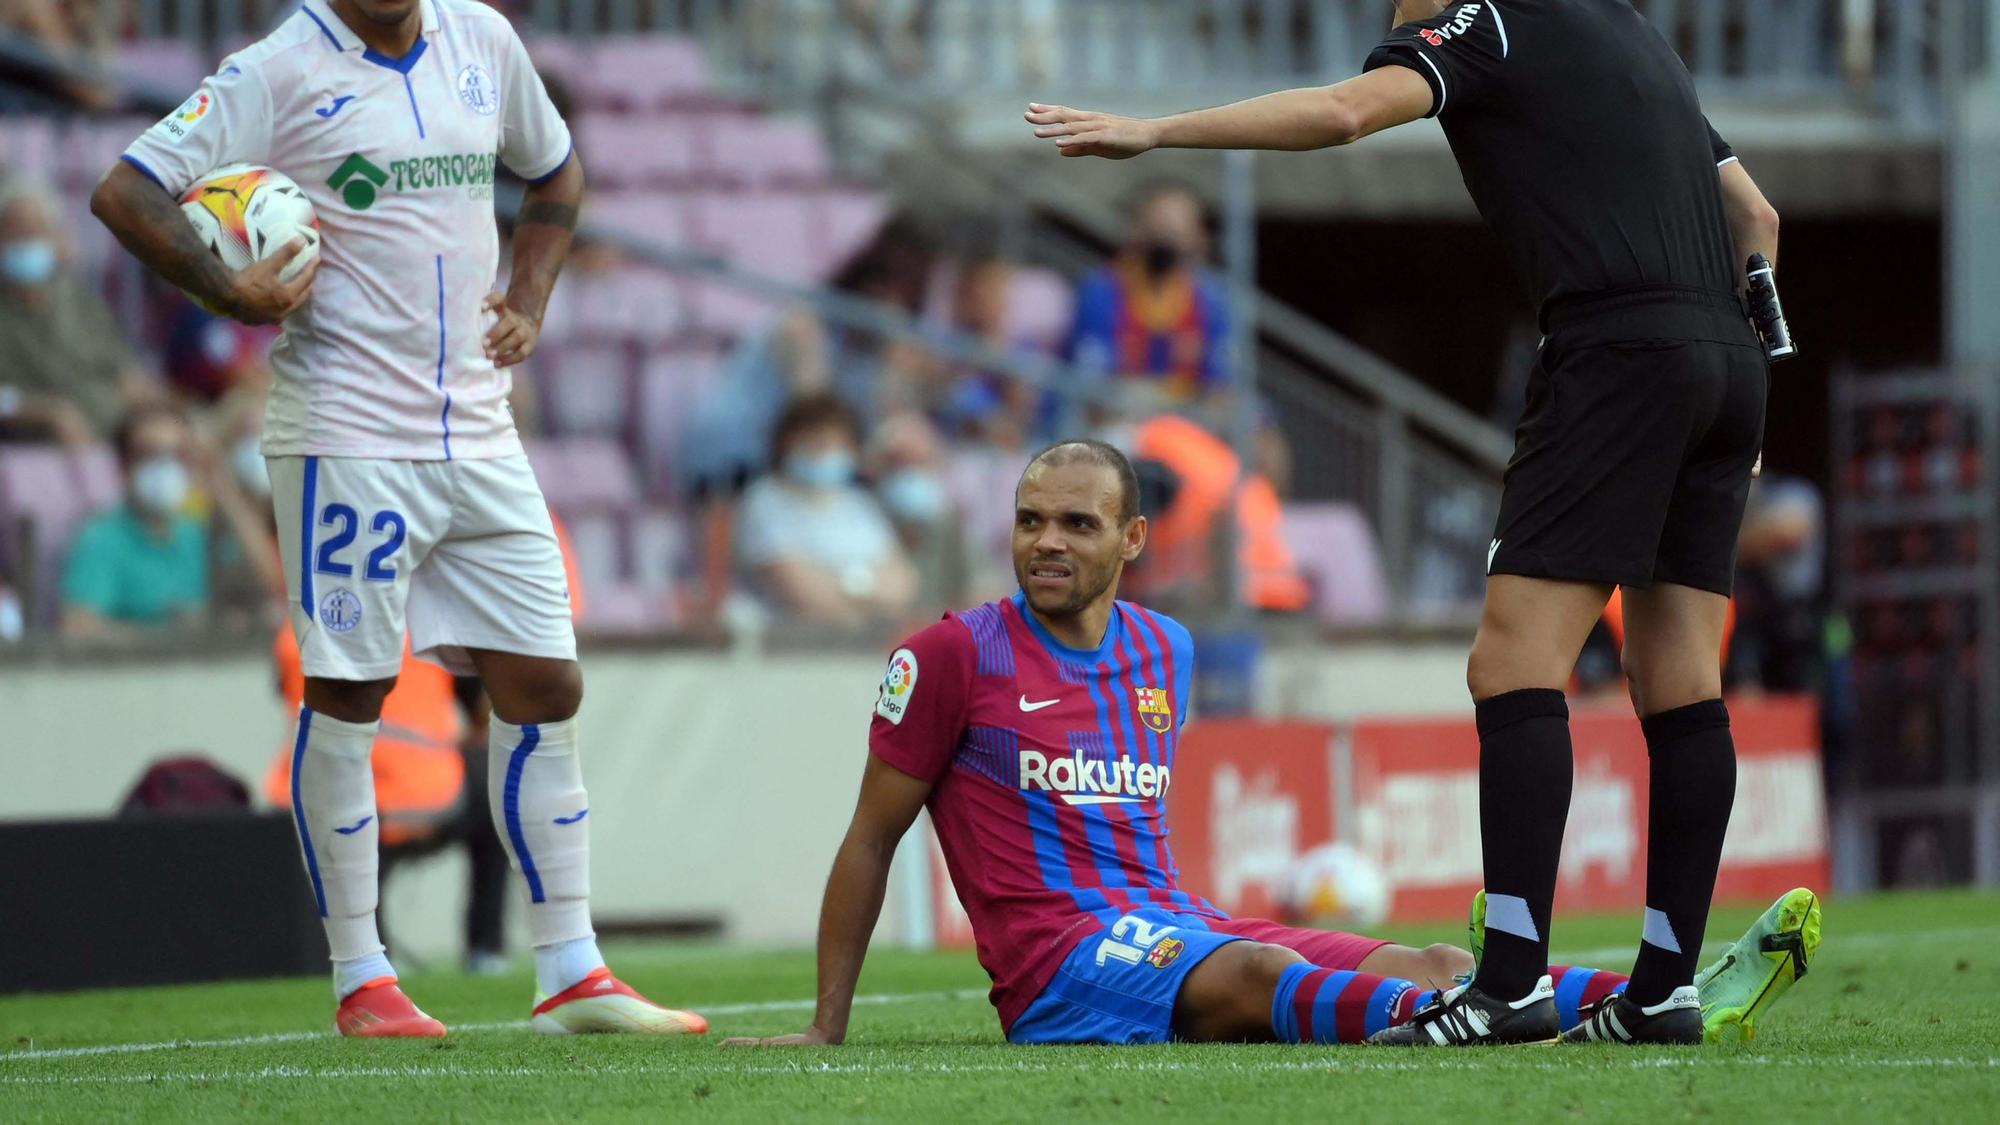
1470, 688, 1574, 1002
1627, 699, 1737, 1008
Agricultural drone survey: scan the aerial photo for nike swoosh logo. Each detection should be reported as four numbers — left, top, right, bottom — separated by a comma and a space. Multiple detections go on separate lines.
333, 815, 373, 835
315, 95, 356, 118
1018, 696, 1060, 712
553, 808, 589, 825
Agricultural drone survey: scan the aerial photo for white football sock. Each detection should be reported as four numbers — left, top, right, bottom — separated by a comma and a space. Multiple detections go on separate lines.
289, 707, 394, 997
533, 936, 608, 998
333, 951, 396, 1000
489, 716, 601, 994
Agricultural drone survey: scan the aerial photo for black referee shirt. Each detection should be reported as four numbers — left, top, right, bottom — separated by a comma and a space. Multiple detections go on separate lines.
1364, 1, 1741, 327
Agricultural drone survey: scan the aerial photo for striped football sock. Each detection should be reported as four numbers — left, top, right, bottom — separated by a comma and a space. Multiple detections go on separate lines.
1549, 964, 1630, 1031
1270, 964, 1425, 1044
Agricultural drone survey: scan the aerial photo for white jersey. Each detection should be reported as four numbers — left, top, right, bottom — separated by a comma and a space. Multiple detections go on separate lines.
123, 0, 572, 461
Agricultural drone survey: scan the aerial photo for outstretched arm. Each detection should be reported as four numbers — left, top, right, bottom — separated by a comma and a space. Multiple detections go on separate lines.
89, 161, 315, 325
722, 754, 935, 1046
1025, 66, 1435, 160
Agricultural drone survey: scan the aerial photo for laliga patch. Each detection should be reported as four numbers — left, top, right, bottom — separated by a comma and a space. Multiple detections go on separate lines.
874, 647, 918, 725
153, 89, 213, 145
319, 588, 363, 634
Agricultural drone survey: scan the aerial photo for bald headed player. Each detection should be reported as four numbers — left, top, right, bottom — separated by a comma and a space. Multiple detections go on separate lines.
1027, 0, 1819, 1046
725, 442, 1808, 1049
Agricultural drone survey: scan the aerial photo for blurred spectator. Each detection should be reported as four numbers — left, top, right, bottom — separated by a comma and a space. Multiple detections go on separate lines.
735, 394, 918, 626
1069, 181, 1233, 411
1728, 476, 1829, 693
58, 404, 277, 638
684, 217, 937, 497
163, 302, 278, 406
0, 0, 117, 109
0, 180, 156, 445
1122, 412, 1309, 613
868, 410, 970, 608
927, 255, 1055, 446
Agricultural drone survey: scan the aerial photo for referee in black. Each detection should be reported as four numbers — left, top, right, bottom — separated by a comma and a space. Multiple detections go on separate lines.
1027, 0, 1783, 1046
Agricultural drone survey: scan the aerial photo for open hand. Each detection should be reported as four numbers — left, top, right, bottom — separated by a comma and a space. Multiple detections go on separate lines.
719, 1025, 839, 1048
224, 238, 317, 325
1025, 103, 1160, 159
482, 292, 540, 368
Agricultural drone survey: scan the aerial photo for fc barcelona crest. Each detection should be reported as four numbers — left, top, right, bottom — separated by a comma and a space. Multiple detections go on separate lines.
1134, 686, 1174, 734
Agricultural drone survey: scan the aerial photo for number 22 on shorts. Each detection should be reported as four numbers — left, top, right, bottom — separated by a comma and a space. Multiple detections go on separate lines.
314, 504, 407, 581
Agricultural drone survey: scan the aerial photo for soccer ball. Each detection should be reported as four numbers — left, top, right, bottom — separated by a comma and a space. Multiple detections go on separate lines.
178, 164, 319, 305
1285, 842, 1393, 931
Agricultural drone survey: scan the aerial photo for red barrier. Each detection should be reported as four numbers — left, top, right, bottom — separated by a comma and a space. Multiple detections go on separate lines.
925, 696, 1830, 943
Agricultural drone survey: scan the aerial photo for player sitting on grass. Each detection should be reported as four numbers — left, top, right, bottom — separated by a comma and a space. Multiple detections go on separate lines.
727, 441, 1819, 1048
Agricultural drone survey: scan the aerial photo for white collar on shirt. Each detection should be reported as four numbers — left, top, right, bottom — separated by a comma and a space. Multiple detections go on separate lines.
298, 0, 441, 54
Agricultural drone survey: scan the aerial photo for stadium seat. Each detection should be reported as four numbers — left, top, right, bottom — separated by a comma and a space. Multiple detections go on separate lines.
1004, 268, 1076, 352
0, 446, 95, 629
574, 115, 702, 188
706, 118, 833, 188
810, 190, 889, 273
629, 506, 685, 587
524, 437, 641, 514
691, 192, 821, 282
568, 36, 713, 111
586, 192, 695, 247
61, 118, 154, 191
686, 279, 779, 340
0, 116, 59, 185
635, 346, 724, 494
522, 35, 583, 85
117, 39, 210, 101
1282, 502, 1391, 625
537, 342, 635, 439
551, 264, 688, 347
575, 579, 679, 633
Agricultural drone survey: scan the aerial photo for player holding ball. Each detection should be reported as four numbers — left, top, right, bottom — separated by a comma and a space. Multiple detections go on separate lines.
91, 0, 703, 1039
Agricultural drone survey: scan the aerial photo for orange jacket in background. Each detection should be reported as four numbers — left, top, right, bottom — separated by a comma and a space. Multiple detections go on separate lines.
1134, 414, 1311, 612
1600, 588, 1738, 667
263, 631, 465, 846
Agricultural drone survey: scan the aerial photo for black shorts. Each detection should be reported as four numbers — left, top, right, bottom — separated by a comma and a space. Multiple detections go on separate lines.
1490, 287, 1769, 597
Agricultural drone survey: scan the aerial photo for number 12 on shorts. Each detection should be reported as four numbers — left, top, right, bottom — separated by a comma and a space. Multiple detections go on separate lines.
1095, 914, 1179, 967
315, 504, 407, 581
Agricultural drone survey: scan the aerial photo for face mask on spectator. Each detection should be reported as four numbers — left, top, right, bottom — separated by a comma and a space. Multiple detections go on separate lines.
784, 449, 854, 490
131, 456, 190, 516
1142, 240, 1182, 279
881, 468, 948, 524
233, 436, 270, 498
1, 239, 56, 286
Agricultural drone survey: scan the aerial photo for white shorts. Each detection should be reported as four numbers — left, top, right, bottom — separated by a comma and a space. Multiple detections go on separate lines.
268, 454, 577, 681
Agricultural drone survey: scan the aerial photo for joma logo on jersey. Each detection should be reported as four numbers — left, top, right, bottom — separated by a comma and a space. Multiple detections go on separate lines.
326, 152, 498, 210
1421, 3, 1483, 45
1018, 749, 1171, 806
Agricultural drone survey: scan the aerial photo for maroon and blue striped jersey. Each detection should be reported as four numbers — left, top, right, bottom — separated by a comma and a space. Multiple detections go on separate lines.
869, 593, 1223, 1032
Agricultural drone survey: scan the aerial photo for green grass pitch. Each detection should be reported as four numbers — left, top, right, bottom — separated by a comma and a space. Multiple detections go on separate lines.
3, 889, 1996, 1123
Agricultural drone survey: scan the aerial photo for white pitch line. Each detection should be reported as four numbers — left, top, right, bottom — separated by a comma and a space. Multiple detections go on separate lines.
6, 923, 1993, 1066
2, 1054, 1997, 1088
1549, 923, 2000, 969
0, 989, 988, 1063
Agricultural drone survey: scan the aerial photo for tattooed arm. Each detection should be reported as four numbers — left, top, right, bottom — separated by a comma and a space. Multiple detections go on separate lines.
484, 154, 584, 368
89, 161, 316, 326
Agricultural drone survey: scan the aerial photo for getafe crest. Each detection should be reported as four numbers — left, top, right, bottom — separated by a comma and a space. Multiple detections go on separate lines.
1134, 685, 1173, 734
